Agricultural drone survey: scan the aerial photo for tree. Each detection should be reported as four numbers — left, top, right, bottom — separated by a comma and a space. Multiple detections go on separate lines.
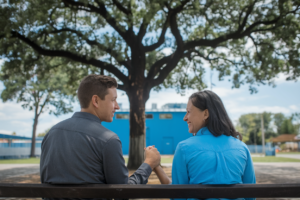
1, 0, 300, 168
0, 59, 76, 157
37, 127, 52, 137
274, 113, 298, 134
236, 112, 276, 145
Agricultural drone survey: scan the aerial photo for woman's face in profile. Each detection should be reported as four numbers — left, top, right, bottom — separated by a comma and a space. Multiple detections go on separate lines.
183, 100, 208, 134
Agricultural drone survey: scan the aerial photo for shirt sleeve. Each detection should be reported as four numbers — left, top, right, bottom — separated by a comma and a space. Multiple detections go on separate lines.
102, 135, 152, 184
242, 148, 256, 200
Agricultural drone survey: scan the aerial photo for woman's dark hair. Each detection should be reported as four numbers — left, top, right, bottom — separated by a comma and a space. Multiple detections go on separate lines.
189, 90, 242, 141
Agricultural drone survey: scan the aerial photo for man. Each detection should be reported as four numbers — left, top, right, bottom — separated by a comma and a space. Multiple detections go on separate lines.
40, 74, 161, 199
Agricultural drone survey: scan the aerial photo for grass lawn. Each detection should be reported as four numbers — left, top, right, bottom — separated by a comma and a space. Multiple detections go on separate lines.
0, 158, 40, 164
1, 156, 299, 164
252, 156, 300, 162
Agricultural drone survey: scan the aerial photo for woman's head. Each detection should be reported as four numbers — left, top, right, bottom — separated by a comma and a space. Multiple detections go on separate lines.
183, 90, 242, 140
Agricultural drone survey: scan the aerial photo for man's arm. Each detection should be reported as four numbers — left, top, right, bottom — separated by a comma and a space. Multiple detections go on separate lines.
103, 135, 158, 184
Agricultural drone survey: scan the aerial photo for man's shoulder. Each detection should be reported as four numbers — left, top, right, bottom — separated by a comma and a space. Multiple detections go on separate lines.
48, 115, 118, 143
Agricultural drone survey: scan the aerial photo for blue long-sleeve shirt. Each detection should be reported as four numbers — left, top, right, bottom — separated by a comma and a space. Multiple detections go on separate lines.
172, 127, 256, 200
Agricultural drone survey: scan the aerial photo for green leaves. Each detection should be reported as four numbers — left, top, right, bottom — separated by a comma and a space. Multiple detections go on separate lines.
236, 112, 300, 144
0, 0, 299, 94
0, 56, 76, 117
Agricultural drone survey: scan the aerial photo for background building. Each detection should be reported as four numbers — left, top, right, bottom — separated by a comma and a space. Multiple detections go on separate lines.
103, 103, 191, 155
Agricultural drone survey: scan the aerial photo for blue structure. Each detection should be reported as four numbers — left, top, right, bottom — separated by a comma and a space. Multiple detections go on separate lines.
0, 133, 43, 159
102, 108, 192, 155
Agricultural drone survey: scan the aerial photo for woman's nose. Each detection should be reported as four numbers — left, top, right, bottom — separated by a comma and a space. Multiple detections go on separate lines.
183, 115, 187, 121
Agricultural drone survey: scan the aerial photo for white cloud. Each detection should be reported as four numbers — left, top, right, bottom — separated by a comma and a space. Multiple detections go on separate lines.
229, 105, 290, 114
211, 87, 241, 98
289, 105, 298, 111
272, 72, 299, 84
0, 101, 34, 120
146, 88, 198, 109
0, 130, 14, 134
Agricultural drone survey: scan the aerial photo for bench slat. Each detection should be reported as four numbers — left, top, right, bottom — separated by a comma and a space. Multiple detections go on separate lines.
1, 184, 300, 198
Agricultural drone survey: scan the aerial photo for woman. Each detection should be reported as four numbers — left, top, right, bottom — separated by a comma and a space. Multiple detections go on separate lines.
153, 90, 256, 200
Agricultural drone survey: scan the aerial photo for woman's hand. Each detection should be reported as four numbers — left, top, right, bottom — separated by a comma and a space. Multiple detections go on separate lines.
144, 145, 171, 184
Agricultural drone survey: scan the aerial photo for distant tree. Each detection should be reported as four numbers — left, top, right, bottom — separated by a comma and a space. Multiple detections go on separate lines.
1, 0, 300, 168
0, 59, 76, 157
11, 132, 16, 135
280, 118, 295, 134
37, 127, 51, 137
274, 113, 298, 134
236, 112, 276, 145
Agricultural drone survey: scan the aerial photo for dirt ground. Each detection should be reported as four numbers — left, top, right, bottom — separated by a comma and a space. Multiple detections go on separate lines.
1, 164, 299, 200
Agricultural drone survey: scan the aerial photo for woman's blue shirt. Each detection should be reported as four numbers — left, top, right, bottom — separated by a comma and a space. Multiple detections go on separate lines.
172, 127, 256, 200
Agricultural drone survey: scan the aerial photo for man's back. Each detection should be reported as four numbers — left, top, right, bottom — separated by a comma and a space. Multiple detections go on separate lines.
40, 112, 128, 184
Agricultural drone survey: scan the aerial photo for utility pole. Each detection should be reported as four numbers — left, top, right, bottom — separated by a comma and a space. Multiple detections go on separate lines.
261, 113, 265, 155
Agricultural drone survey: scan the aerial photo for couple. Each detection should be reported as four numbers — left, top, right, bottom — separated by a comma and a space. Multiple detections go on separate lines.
40, 74, 256, 200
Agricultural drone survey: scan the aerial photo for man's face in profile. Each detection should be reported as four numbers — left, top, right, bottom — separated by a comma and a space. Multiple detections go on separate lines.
98, 87, 119, 122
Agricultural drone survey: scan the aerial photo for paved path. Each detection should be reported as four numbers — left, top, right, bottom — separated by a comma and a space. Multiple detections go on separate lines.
276, 154, 300, 160
0, 164, 39, 181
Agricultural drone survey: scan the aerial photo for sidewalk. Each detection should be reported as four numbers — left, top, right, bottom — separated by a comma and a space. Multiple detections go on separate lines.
276, 154, 300, 160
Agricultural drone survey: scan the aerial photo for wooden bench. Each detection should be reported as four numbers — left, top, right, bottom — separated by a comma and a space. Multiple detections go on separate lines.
1, 183, 300, 198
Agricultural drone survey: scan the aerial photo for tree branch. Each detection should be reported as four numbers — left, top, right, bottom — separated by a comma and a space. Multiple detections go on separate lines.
147, 1, 191, 87
144, 17, 169, 52
112, 0, 131, 15
147, 54, 173, 80
62, 0, 132, 45
38, 94, 49, 117
11, 31, 128, 84
117, 84, 126, 91
42, 28, 129, 68
238, 0, 257, 32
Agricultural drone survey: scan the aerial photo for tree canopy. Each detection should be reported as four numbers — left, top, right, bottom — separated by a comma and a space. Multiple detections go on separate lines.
1, 0, 300, 168
236, 112, 300, 145
0, 57, 76, 156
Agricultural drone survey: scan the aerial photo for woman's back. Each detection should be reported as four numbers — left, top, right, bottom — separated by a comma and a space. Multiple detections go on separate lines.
172, 127, 255, 200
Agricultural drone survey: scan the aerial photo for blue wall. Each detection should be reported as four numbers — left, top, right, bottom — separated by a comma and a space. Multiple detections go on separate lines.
102, 111, 192, 155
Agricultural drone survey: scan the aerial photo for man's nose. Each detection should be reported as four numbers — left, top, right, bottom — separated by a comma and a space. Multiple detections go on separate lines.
115, 101, 120, 109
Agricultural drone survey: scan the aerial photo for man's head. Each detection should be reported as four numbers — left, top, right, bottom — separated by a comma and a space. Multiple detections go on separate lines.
78, 74, 119, 122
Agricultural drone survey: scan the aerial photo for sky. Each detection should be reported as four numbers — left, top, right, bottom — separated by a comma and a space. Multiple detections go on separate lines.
0, 59, 299, 137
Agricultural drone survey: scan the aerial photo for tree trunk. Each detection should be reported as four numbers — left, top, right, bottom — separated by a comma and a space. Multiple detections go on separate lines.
30, 109, 39, 157
126, 87, 148, 170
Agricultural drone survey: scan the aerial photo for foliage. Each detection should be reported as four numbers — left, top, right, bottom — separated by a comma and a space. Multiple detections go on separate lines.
0, 58, 76, 118
37, 127, 51, 137
236, 112, 300, 145
1, 0, 300, 93
2, 0, 300, 168
236, 112, 276, 144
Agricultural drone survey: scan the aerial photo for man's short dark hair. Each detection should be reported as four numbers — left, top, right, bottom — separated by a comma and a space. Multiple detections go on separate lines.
77, 74, 118, 108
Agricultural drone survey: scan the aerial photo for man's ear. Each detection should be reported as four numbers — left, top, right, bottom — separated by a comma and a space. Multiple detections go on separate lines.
91, 95, 99, 108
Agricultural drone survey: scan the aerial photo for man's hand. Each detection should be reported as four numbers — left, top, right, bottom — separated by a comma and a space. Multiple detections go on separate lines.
144, 146, 161, 170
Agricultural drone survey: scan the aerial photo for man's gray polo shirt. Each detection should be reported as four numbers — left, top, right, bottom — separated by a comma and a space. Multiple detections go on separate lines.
40, 112, 152, 199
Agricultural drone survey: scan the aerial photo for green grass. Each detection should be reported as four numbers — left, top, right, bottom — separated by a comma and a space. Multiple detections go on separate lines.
0, 158, 40, 164
1, 156, 299, 164
252, 156, 300, 162
0, 157, 174, 164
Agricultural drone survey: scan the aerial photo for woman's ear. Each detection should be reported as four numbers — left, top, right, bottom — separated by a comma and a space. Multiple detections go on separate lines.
204, 109, 209, 120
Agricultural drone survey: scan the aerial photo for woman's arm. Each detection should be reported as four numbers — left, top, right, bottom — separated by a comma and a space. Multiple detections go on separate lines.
153, 165, 171, 184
